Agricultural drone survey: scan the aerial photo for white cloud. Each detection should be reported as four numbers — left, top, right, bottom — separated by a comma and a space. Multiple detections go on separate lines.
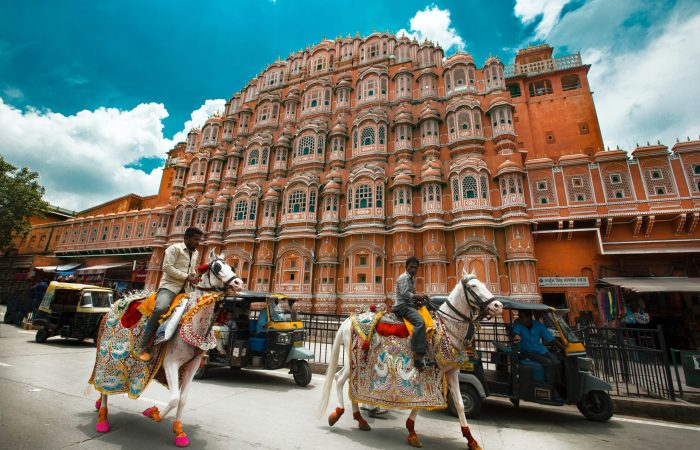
0, 97, 231, 212
397, 5, 465, 52
171, 99, 226, 144
0, 99, 170, 211
518, 0, 700, 151
585, 10, 700, 151
3, 85, 24, 100
514, 0, 574, 40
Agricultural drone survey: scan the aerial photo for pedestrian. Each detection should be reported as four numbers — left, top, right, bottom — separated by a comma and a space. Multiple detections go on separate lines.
138, 227, 203, 361
31, 279, 48, 318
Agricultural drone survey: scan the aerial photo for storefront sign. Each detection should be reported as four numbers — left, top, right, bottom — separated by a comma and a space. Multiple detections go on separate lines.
538, 277, 589, 287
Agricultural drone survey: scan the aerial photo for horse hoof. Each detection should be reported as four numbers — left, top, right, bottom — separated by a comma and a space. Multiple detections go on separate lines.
174, 435, 190, 447
408, 434, 423, 448
143, 406, 161, 422
358, 422, 371, 431
468, 443, 482, 450
328, 407, 345, 426
96, 421, 110, 433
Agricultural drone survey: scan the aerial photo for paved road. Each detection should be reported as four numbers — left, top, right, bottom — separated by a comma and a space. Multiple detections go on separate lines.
1, 317, 699, 449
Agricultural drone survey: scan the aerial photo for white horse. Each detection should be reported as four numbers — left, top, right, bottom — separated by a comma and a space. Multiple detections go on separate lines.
90, 249, 243, 447
319, 270, 503, 450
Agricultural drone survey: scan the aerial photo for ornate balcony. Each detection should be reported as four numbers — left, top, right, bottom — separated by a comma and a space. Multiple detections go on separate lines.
504, 53, 582, 78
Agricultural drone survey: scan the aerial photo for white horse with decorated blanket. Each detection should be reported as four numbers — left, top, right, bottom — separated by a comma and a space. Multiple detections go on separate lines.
88, 249, 243, 447
319, 270, 503, 449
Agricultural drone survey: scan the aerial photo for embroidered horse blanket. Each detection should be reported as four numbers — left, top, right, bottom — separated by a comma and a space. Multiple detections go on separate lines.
88, 293, 222, 398
89, 296, 166, 399
348, 311, 447, 410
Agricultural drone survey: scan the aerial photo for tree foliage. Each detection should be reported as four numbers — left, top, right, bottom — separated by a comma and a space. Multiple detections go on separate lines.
0, 155, 50, 250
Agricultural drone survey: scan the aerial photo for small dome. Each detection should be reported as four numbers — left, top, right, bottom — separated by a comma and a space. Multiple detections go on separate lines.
214, 195, 228, 207
393, 172, 413, 185
275, 134, 291, 147
496, 159, 523, 176
487, 96, 512, 113
330, 121, 348, 136
325, 180, 341, 192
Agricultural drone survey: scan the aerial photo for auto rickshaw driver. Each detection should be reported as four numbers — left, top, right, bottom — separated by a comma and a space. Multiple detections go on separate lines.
512, 309, 566, 402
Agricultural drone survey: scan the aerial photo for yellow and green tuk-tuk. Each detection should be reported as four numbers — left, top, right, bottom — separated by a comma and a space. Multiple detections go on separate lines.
32, 282, 113, 344
196, 291, 314, 386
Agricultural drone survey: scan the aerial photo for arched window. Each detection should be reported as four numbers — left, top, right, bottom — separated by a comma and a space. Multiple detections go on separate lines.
298, 135, 315, 156
462, 176, 477, 199
175, 210, 183, 227
378, 126, 385, 145
376, 184, 383, 207
261, 148, 269, 165
352, 130, 358, 149
234, 201, 247, 221
288, 190, 307, 213
355, 184, 373, 209
361, 127, 375, 146
453, 67, 467, 90
183, 210, 192, 226
248, 149, 259, 166
480, 175, 488, 199
249, 199, 257, 220
317, 135, 324, 154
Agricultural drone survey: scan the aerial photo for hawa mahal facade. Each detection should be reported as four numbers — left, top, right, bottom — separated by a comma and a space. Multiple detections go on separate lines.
10, 33, 700, 325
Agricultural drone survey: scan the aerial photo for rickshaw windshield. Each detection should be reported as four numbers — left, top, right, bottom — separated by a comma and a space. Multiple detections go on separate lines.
556, 315, 581, 343
268, 299, 296, 322
80, 291, 113, 308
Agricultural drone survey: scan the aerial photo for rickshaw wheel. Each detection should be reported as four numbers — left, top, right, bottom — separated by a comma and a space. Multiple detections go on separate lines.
35, 328, 49, 343
577, 390, 613, 422
292, 360, 312, 387
447, 385, 482, 418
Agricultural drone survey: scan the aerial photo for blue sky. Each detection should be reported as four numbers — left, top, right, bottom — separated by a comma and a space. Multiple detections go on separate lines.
1, 0, 699, 210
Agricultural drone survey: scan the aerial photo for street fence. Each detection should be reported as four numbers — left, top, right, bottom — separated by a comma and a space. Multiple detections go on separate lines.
298, 312, 688, 401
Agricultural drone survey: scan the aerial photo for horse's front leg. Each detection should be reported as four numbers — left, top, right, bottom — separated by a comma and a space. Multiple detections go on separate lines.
157, 352, 182, 421
96, 394, 109, 433
447, 369, 481, 450
170, 353, 202, 447
406, 408, 421, 447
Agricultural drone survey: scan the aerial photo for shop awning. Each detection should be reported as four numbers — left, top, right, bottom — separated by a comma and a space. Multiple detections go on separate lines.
599, 277, 700, 293
75, 262, 132, 275
35, 263, 82, 273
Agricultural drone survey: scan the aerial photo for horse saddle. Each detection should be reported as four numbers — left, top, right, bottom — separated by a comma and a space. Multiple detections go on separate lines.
119, 293, 188, 329
376, 306, 436, 339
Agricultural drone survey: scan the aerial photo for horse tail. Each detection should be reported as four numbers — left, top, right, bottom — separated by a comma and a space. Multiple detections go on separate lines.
318, 318, 346, 418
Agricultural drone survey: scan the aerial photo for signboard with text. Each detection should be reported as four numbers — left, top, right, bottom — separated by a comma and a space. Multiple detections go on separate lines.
538, 277, 590, 287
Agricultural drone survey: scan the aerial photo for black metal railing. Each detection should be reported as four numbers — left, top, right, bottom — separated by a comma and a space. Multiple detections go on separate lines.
299, 312, 685, 400
575, 326, 675, 400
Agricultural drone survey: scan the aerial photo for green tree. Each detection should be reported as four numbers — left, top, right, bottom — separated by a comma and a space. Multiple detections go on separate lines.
0, 155, 50, 250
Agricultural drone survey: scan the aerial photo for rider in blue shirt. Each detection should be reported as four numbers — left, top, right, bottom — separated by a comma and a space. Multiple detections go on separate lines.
512, 310, 565, 401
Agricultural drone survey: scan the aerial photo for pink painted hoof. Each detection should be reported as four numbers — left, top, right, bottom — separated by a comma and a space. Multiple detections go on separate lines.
174, 435, 190, 447
96, 421, 110, 433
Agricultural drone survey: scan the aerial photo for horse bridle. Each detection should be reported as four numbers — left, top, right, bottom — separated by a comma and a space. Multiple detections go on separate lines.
434, 275, 499, 341
199, 259, 242, 292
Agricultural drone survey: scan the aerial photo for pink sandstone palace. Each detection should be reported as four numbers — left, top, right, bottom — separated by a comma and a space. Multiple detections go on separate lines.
6, 33, 700, 345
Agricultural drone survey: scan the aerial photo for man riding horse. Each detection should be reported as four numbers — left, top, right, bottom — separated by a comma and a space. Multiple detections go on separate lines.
139, 227, 203, 362
392, 256, 433, 369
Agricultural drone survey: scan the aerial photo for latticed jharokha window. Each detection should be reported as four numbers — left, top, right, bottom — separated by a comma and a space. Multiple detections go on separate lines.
248, 149, 259, 166
234, 200, 248, 221
561, 74, 581, 91
288, 190, 307, 213
355, 184, 373, 209
361, 127, 375, 146
298, 135, 315, 156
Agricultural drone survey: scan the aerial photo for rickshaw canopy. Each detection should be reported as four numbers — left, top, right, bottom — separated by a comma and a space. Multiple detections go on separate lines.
39, 281, 113, 313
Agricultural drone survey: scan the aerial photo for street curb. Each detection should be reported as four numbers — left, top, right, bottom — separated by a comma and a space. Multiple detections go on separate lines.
613, 397, 700, 425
